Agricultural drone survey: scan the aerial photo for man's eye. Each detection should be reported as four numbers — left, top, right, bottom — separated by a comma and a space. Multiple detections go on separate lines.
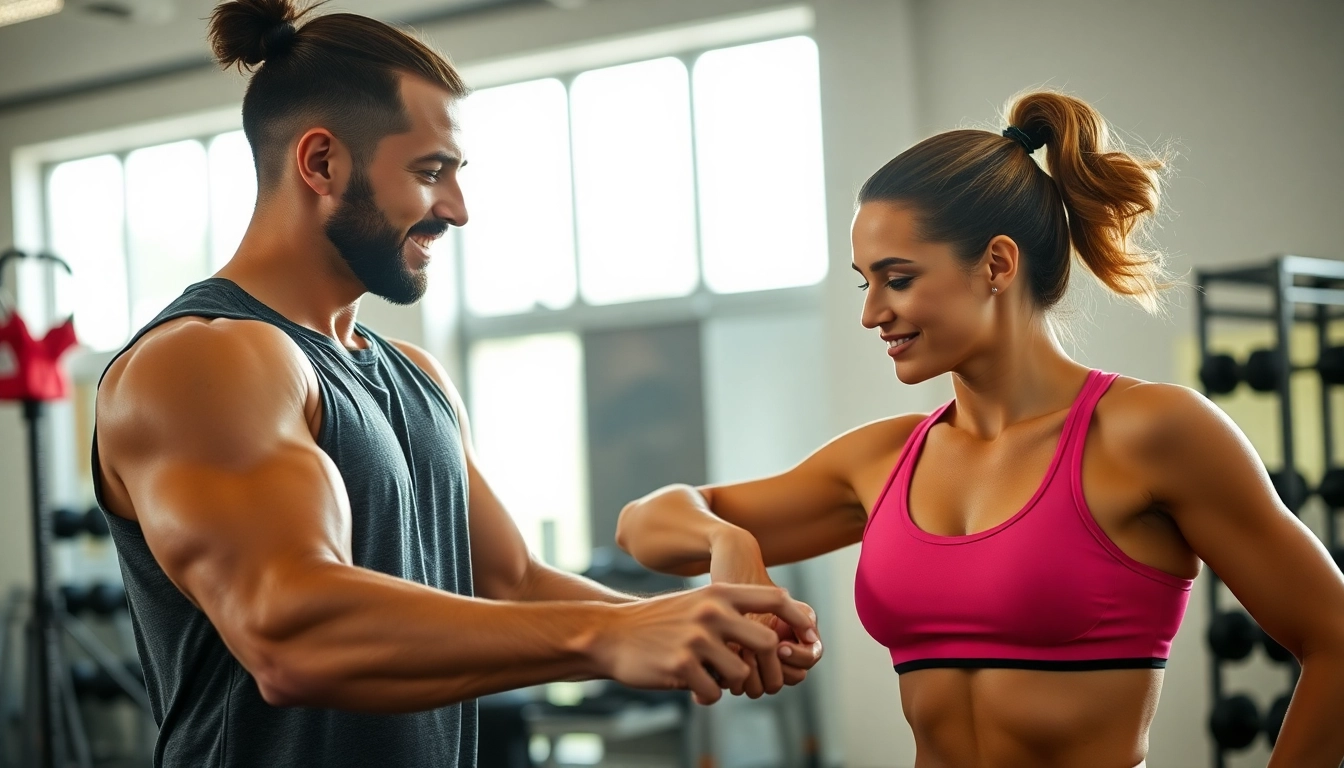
420, 170, 442, 182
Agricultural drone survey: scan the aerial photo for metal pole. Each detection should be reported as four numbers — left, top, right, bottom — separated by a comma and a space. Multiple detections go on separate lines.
1275, 263, 1302, 693
1195, 272, 1226, 768
23, 399, 64, 768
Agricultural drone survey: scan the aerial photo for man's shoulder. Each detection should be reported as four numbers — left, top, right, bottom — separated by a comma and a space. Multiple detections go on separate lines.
103, 317, 301, 397
98, 316, 314, 451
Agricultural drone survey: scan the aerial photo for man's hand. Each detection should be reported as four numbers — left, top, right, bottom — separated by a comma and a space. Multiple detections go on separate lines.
589, 583, 817, 705
708, 529, 824, 699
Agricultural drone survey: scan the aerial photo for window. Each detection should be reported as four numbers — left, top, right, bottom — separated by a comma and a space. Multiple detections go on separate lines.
456, 35, 827, 314
455, 35, 827, 570
45, 131, 255, 352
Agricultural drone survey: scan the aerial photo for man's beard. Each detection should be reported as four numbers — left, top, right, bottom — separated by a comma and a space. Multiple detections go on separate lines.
324, 169, 446, 305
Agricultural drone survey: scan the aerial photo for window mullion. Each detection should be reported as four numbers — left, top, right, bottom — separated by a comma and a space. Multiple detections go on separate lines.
682, 51, 709, 299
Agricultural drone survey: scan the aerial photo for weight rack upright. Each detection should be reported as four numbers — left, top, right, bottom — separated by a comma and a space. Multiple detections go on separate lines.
1195, 254, 1343, 768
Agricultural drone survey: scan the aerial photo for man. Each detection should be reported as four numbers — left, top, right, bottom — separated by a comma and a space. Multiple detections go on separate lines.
92, 1, 822, 766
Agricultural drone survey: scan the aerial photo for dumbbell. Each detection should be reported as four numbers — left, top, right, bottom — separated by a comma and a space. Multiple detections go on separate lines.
59, 584, 91, 615
1208, 610, 1257, 660
1265, 692, 1291, 746
1317, 468, 1344, 508
1209, 694, 1260, 750
53, 507, 86, 538
84, 506, 110, 538
1244, 346, 1344, 392
1260, 629, 1295, 664
70, 659, 144, 701
1199, 347, 1344, 396
1199, 354, 1241, 395
87, 581, 127, 616
1268, 467, 1308, 513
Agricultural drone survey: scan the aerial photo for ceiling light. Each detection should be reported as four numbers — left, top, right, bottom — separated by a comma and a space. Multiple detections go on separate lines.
0, 0, 63, 28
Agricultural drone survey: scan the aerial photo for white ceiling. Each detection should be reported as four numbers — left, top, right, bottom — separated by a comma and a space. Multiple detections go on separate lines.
0, 0, 529, 107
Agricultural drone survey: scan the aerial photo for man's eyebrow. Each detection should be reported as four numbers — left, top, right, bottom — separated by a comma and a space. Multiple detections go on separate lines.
412, 151, 464, 168
851, 257, 915, 272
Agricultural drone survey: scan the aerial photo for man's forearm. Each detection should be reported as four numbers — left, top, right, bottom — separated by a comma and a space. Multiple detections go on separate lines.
232, 560, 614, 712
515, 561, 639, 604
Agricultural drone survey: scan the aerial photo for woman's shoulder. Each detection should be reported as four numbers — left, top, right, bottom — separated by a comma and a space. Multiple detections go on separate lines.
1093, 375, 1228, 459
822, 412, 931, 463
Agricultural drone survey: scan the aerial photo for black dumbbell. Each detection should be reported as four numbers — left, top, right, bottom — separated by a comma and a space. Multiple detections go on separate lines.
1208, 610, 1257, 660
53, 507, 85, 538
70, 659, 142, 701
1200, 354, 1241, 395
70, 660, 98, 698
1264, 692, 1291, 746
87, 582, 127, 616
84, 506, 110, 538
1244, 346, 1344, 392
1269, 467, 1308, 513
1209, 694, 1261, 750
1318, 468, 1344, 508
1260, 629, 1294, 664
59, 584, 90, 615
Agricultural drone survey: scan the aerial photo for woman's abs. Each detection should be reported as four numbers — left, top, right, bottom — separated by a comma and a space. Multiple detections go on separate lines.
899, 667, 1162, 768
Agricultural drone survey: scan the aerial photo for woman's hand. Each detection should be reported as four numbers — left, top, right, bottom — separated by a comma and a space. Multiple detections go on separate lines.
708, 527, 823, 699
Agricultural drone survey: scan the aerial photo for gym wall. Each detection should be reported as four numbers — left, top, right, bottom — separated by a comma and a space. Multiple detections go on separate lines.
1, 1, 1341, 767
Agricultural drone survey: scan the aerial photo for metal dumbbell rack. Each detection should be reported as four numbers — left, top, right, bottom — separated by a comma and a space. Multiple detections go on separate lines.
0, 250, 150, 768
1195, 255, 1343, 768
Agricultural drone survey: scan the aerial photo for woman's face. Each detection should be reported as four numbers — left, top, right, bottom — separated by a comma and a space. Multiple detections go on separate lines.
851, 201, 1000, 385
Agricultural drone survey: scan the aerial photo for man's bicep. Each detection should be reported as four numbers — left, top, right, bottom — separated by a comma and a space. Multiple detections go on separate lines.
99, 320, 349, 614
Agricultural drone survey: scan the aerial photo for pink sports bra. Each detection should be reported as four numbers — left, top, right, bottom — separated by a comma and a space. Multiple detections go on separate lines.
854, 370, 1192, 674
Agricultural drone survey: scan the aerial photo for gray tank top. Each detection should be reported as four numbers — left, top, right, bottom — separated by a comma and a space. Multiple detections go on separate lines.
92, 278, 476, 767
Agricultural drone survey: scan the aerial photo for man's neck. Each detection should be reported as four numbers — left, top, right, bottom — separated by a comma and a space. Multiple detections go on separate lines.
215, 208, 368, 350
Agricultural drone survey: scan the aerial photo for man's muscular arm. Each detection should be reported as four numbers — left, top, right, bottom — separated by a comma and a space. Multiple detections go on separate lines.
97, 318, 815, 712
390, 341, 635, 605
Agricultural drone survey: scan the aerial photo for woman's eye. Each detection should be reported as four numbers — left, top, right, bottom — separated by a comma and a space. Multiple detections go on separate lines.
856, 282, 870, 291
887, 277, 914, 290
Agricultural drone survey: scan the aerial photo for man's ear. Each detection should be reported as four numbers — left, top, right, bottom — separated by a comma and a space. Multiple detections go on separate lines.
294, 128, 350, 198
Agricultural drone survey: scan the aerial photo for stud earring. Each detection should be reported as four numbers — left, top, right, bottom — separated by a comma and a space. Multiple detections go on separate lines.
991, 286, 999, 294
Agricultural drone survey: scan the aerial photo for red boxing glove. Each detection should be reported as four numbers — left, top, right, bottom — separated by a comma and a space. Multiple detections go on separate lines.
0, 312, 78, 402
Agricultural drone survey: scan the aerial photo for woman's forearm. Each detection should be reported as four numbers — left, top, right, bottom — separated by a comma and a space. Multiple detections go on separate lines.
616, 484, 748, 575
1267, 647, 1344, 767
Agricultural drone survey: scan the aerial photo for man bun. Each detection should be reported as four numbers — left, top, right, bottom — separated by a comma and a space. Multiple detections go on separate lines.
209, 0, 311, 70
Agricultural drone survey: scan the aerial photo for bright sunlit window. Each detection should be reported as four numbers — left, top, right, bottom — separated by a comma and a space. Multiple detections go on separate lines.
45, 132, 257, 352
458, 78, 577, 317
467, 333, 590, 572
693, 36, 827, 293
125, 140, 210, 330
208, 131, 257, 272
456, 36, 828, 315
47, 155, 129, 352
571, 57, 698, 305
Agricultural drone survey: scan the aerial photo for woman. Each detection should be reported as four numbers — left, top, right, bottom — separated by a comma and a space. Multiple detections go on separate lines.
615, 91, 1344, 767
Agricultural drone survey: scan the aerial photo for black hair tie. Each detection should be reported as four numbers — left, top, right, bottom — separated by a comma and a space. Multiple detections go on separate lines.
262, 21, 297, 60
1003, 125, 1045, 154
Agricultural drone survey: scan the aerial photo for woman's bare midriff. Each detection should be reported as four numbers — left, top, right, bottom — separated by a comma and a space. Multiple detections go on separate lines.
898, 667, 1162, 768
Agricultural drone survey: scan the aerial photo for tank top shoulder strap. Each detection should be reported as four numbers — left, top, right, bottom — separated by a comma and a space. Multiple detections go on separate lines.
1063, 369, 1120, 477
863, 400, 955, 536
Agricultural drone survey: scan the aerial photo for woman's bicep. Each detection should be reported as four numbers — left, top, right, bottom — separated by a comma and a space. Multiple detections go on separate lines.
1137, 385, 1344, 659
703, 415, 922, 566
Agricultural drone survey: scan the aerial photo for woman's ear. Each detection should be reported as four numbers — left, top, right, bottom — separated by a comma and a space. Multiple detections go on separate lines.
984, 235, 1021, 295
